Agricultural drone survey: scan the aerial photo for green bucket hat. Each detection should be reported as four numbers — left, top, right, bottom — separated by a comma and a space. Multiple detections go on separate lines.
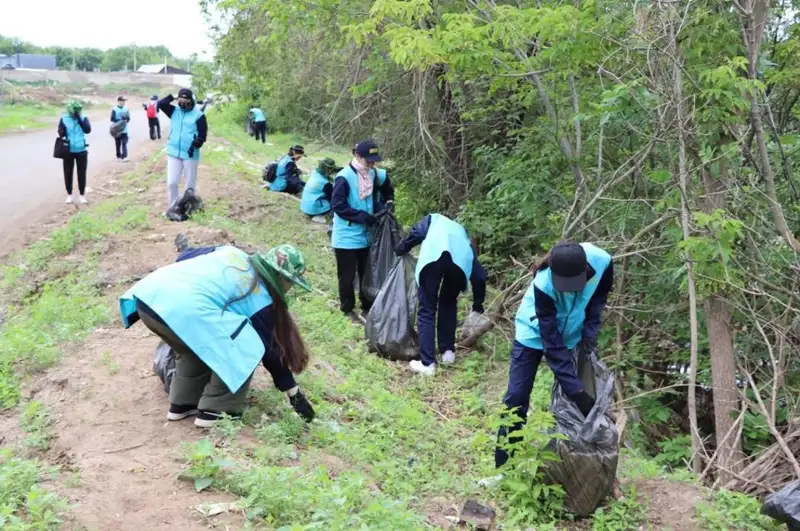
66, 100, 82, 115
251, 245, 312, 299
318, 158, 342, 177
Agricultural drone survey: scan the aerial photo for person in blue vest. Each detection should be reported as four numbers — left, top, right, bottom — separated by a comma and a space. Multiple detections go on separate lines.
58, 100, 92, 205
158, 88, 209, 208
374, 167, 390, 212
494, 241, 614, 468
249, 107, 267, 143
270, 145, 306, 195
119, 244, 316, 428
395, 214, 486, 376
300, 158, 341, 219
331, 139, 395, 322
110, 96, 130, 161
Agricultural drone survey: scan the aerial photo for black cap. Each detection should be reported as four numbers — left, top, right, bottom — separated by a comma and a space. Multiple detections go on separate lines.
177, 88, 194, 100
354, 139, 382, 163
151, 95, 158, 101
117, 95, 127, 102
290, 144, 305, 155
550, 242, 588, 292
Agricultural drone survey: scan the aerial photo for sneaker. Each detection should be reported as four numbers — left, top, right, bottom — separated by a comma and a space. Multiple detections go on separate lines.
289, 391, 315, 423
345, 311, 365, 325
194, 410, 241, 428
409, 360, 436, 376
167, 403, 198, 421
65, 195, 74, 204
442, 350, 456, 365
78, 195, 88, 204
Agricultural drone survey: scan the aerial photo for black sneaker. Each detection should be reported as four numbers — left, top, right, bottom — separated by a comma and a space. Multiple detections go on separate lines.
289, 391, 315, 423
175, 233, 190, 253
194, 410, 241, 428
345, 312, 365, 326
167, 403, 198, 421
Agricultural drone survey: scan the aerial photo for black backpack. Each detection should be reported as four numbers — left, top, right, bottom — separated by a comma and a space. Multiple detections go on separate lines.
262, 161, 278, 183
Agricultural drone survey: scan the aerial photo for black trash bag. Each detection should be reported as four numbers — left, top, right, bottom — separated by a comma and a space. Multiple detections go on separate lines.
763, 480, 800, 530
365, 255, 419, 361
166, 188, 204, 222
542, 347, 619, 517
362, 210, 403, 303
153, 340, 176, 393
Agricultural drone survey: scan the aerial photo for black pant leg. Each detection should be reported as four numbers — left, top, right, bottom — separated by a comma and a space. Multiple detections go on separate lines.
62, 153, 75, 195
114, 137, 121, 158
356, 247, 371, 311
75, 151, 88, 195
335, 249, 358, 314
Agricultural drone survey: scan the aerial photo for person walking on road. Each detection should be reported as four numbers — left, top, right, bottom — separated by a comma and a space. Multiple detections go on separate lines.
158, 88, 208, 209
119, 244, 316, 427
143, 95, 161, 140
494, 241, 614, 468
111, 96, 131, 161
249, 107, 267, 143
57, 100, 92, 204
331, 139, 395, 323
394, 214, 486, 376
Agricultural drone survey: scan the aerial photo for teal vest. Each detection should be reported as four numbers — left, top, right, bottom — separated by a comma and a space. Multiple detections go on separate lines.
250, 108, 266, 122
167, 105, 203, 160
331, 165, 377, 249
271, 154, 292, 192
112, 106, 129, 135
119, 246, 273, 393
300, 169, 331, 215
415, 214, 474, 290
514, 243, 612, 350
61, 114, 87, 153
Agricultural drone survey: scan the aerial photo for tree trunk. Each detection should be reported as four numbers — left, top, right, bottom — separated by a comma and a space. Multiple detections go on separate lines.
705, 295, 744, 482
435, 72, 469, 206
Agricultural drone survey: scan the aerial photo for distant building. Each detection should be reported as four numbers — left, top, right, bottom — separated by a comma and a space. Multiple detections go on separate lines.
0, 54, 57, 70
137, 64, 192, 75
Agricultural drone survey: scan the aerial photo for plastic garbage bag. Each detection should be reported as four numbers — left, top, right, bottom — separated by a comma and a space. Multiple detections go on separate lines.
542, 347, 619, 517
365, 255, 419, 361
109, 120, 127, 138
166, 188, 204, 222
458, 311, 493, 348
363, 210, 402, 303
763, 480, 800, 531
153, 340, 176, 393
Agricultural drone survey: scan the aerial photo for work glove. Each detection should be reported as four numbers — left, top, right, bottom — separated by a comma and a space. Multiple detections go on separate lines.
386, 200, 395, 214
365, 214, 377, 227
579, 336, 597, 355
187, 146, 195, 158
471, 304, 485, 315
394, 244, 407, 256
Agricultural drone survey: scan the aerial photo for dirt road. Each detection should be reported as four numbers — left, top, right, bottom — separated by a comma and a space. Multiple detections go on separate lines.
0, 108, 160, 249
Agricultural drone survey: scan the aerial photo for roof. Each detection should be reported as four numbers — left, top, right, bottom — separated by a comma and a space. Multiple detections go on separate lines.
0, 54, 57, 70
138, 64, 166, 74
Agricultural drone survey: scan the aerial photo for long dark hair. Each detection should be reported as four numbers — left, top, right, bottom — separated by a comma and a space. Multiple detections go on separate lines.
223, 258, 310, 374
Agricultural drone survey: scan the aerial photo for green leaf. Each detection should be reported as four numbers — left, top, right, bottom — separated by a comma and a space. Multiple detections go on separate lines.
649, 169, 671, 183
194, 477, 214, 492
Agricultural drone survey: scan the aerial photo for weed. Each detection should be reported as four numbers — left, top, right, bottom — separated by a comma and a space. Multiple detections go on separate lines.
180, 439, 234, 492
696, 489, 782, 531
0, 449, 67, 529
101, 351, 120, 375
591, 486, 648, 530
20, 401, 53, 453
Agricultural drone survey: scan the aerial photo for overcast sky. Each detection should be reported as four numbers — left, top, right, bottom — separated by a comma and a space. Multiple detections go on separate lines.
0, 0, 214, 59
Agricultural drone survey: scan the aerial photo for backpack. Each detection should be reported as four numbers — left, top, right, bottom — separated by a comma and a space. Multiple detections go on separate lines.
146, 102, 157, 119
262, 161, 278, 183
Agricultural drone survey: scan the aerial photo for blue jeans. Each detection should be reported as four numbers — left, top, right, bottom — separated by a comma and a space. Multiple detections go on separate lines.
495, 340, 585, 467
417, 255, 465, 366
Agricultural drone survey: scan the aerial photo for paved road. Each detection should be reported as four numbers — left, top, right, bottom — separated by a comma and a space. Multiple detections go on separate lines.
0, 108, 157, 242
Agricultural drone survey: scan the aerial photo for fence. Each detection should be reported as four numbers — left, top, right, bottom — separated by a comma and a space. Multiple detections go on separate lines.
0, 69, 192, 88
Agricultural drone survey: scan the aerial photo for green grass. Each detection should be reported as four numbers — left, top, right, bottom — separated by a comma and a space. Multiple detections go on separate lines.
0, 450, 67, 529
0, 101, 61, 134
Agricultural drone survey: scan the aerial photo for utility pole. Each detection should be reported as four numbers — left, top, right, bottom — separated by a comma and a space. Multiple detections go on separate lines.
133, 43, 137, 71
72, 49, 76, 71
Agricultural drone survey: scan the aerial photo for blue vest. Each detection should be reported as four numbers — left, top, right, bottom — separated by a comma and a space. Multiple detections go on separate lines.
374, 168, 388, 209
250, 108, 266, 122
119, 246, 273, 393
514, 243, 612, 350
415, 214, 474, 290
61, 114, 87, 153
112, 106, 129, 135
331, 165, 377, 250
271, 154, 293, 192
300, 169, 331, 215
167, 105, 203, 160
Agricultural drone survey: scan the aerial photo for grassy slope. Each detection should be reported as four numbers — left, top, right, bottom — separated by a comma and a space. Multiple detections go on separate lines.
0, 111, 783, 530
0, 102, 62, 134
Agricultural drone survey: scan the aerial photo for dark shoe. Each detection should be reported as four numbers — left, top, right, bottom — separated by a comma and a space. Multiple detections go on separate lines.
345, 312, 365, 326
289, 391, 315, 423
194, 410, 241, 428
174, 233, 189, 253
167, 403, 198, 421
572, 391, 596, 418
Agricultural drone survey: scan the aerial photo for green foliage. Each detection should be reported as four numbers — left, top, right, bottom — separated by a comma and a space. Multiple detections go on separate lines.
0, 450, 66, 529
696, 489, 782, 531
180, 439, 234, 492
0, 101, 61, 134
20, 401, 54, 454
591, 487, 648, 531
654, 435, 693, 470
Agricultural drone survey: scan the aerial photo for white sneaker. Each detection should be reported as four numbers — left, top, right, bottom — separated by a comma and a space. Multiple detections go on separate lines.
442, 350, 456, 365
65, 195, 74, 204
409, 360, 436, 376
78, 195, 88, 204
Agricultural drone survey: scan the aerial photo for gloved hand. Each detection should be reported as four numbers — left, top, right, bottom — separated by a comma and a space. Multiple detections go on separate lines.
386, 200, 395, 214
187, 146, 195, 158
579, 336, 597, 354
365, 214, 377, 226
394, 244, 407, 256
472, 304, 485, 314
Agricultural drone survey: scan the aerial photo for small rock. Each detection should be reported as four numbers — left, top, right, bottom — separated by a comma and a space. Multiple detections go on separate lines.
458, 500, 496, 530
146, 233, 167, 242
